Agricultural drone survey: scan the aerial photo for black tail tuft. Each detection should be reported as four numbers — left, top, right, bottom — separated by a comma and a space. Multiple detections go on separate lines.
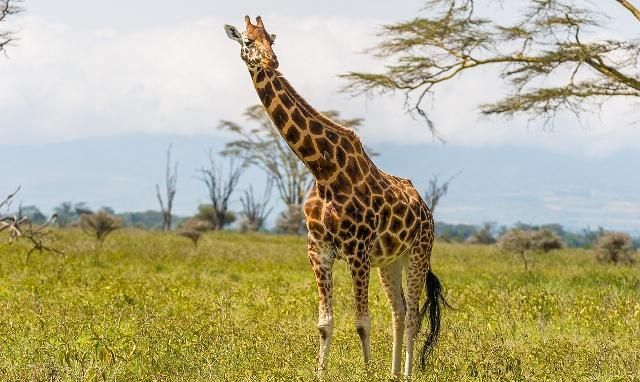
419, 269, 450, 369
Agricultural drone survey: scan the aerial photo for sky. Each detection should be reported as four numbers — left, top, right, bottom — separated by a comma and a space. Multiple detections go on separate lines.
1, 0, 639, 233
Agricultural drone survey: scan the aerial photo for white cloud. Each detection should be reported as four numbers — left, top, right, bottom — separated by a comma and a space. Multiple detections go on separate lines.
1, 14, 640, 158
541, 193, 640, 232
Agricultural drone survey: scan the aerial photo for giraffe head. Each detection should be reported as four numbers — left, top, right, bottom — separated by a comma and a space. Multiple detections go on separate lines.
224, 16, 278, 70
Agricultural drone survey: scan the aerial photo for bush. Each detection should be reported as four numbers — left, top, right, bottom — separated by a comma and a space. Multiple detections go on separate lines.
275, 204, 307, 235
177, 218, 211, 248
194, 204, 236, 230
80, 211, 123, 247
595, 232, 637, 265
239, 218, 261, 233
466, 223, 496, 245
530, 229, 564, 252
498, 228, 565, 269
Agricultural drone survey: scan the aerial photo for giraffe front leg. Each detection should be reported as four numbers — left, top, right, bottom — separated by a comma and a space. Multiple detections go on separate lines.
404, 261, 428, 378
349, 254, 371, 366
309, 245, 334, 378
378, 260, 406, 377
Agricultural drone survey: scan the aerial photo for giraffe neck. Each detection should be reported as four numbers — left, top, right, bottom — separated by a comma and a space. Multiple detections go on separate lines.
250, 67, 372, 188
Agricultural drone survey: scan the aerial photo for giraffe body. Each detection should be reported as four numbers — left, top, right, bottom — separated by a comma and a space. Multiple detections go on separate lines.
224, 17, 446, 378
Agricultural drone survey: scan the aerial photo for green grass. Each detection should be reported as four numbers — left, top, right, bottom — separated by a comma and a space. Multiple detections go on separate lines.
1, 230, 639, 381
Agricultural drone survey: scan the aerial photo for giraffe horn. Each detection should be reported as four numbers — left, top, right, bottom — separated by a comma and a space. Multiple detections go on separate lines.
245, 15, 255, 30
256, 16, 264, 28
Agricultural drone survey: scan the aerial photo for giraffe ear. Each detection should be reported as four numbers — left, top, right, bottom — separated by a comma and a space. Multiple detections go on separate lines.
224, 24, 243, 44
270, 34, 276, 43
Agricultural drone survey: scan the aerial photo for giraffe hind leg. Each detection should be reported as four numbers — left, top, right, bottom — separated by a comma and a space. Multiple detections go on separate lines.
404, 260, 448, 377
378, 260, 406, 377
403, 258, 428, 378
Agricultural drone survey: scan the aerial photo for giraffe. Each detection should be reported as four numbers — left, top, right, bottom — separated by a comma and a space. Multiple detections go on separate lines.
224, 16, 448, 378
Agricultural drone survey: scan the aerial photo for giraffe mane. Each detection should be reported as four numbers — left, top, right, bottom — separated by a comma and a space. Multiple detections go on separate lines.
272, 70, 362, 142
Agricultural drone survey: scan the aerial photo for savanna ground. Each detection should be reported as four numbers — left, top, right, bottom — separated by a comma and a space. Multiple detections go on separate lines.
0, 230, 638, 382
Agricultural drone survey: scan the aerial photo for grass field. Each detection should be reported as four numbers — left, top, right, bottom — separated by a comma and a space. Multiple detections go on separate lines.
1, 230, 639, 381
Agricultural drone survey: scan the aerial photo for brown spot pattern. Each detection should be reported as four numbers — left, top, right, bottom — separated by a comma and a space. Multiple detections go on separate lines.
248, 63, 436, 375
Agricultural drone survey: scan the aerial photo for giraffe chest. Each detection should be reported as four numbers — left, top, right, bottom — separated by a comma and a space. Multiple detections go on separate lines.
305, 186, 375, 254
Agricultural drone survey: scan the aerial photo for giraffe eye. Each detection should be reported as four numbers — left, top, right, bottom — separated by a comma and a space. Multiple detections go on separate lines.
245, 39, 254, 47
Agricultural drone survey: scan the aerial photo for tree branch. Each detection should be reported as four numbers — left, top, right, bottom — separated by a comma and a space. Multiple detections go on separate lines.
341, 0, 640, 131
616, 0, 640, 22
0, 0, 22, 54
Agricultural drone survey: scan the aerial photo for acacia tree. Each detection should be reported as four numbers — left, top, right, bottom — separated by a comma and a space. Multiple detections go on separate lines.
219, 105, 364, 234
196, 151, 246, 230
0, 0, 21, 54
498, 228, 564, 270
342, 0, 640, 136
156, 144, 178, 231
595, 232, 637, 264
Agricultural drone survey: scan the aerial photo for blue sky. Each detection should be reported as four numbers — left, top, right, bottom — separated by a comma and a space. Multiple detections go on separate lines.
1, 0, 639, 233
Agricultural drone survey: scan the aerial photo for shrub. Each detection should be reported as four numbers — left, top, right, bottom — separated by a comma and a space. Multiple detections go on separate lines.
239, 218, 261, 233
177, 218, 211, 248
466, 222, 496, 245
80, 211, 123, 247
498, 228, 565, 270
595, 232, 636, 265
194, 204, 236, 230
530, 229, 564, 252
275, 204, 306, 235
498, 229, 533, 270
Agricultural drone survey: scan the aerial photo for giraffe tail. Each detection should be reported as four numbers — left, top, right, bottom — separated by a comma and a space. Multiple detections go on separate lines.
419, 269, 450, 369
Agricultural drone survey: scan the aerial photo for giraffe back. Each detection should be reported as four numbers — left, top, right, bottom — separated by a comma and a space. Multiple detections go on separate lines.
304, 168, 434, 267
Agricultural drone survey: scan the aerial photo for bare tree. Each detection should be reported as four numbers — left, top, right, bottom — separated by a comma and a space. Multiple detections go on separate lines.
1, 186, 63, 261
0, 186, 23, 240
0, 0, 22, 55
219, 105, 364, 234
424, 172, 460, 215
156, 144, 178, 231
342, 0, 640, 136
239, 177, 274, 232
196, 151, 246, 230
